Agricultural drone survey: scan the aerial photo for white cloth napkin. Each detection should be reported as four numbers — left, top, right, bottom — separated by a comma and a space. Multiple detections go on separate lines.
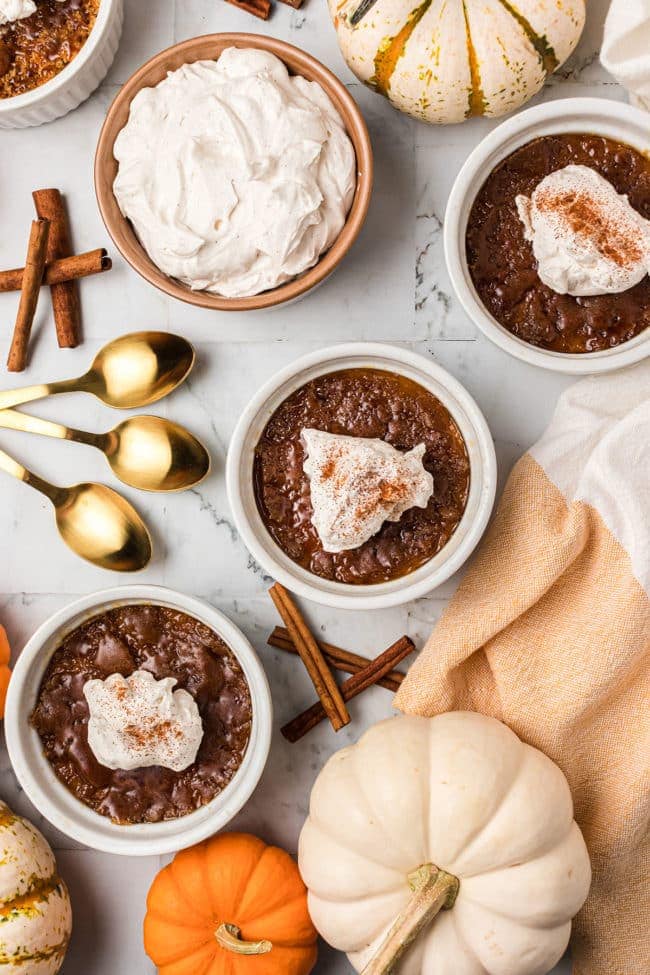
601, 0, 650, 110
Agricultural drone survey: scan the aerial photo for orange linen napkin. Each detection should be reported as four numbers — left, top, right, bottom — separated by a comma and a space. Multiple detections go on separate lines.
395, 362, 650, 975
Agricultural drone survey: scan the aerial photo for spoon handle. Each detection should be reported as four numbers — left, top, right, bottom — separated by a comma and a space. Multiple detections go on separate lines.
0, 376, 83, 411
0, 408, 99, 447
0, 446, 61, 503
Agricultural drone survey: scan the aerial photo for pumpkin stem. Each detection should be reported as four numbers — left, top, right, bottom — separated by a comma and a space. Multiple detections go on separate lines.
215, 923, 272, 956
360, 863, 459, 975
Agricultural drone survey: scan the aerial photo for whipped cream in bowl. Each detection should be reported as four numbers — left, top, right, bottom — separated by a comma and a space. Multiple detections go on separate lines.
516, 164, 650, 296
96, 35, 372, 311
112, 46, 357, 300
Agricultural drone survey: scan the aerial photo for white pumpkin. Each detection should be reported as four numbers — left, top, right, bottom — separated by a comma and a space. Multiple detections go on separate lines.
299, 713, 591, 975
329, 0, 586, 124
0, 802, 72, 975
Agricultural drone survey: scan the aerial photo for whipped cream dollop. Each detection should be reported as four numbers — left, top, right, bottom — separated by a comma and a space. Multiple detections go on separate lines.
0, 0, 63, 25
302, 429, 434, 554
0, 0, 35, 24
516, 164, 650, 297
113, 47, 356, 299
83, 670, 203, 772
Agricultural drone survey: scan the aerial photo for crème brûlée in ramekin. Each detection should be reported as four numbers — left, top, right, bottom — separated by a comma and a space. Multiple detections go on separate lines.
0, 0, 100, 98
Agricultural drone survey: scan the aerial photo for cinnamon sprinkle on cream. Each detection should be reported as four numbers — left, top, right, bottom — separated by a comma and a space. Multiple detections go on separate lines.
301, 429, 434, 553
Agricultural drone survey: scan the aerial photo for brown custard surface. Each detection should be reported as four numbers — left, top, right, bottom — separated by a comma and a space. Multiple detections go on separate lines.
0, 0, 99, 99
466, 133, 650, 353
31, 605, 252, 825
253, 368, 470, 585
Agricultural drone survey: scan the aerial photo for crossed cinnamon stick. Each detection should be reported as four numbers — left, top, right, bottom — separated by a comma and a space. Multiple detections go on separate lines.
267, 583, 416, 742
4, 189, 112, 372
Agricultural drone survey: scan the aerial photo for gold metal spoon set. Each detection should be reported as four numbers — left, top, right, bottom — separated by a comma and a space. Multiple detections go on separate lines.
0, 332, 210, 572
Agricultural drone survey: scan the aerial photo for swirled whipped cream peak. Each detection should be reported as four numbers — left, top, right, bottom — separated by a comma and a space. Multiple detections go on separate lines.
516, 164, 650, 297
302, 429, 434, 553
112, 47, 356, 299
83, 670, 203, 772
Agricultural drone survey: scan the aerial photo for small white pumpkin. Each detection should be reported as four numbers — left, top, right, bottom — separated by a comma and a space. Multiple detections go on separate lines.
329, 0, 586, 124
0, 802, 72, 975
299, 713, 591, 975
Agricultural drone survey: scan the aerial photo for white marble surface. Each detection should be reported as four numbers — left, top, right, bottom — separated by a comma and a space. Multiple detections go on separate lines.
0, 1, 624, 971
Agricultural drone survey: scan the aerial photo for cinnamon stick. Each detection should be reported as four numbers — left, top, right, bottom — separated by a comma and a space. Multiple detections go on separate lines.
0, 249, 111, 293
225, 0, 271, 19
269, 626, 405, 693
281, 635, 415, 743
7, 219, 51, 373
33, 189, 80, 348
269, 583, 350, 732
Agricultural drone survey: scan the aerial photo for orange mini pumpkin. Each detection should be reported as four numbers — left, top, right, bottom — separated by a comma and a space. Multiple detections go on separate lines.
144, 833, 318, 975
0, 625, 12, 718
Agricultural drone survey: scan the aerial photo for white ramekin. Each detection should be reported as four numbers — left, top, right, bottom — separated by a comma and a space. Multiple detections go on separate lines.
5, 586, 273, 856
0, 0, 124, 129
444, 97, 650, 375
226, 344, 497, 610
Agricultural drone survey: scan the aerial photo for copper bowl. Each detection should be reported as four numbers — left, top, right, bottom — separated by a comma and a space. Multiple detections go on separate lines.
94, 33, 373, 312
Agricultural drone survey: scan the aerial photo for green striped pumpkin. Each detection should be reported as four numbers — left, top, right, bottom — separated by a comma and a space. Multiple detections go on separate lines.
329, 0, 585, 123
0, 803, 71, 974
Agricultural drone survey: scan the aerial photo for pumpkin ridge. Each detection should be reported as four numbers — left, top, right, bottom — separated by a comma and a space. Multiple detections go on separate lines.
148, 905, 209, 930
0, 936, 69, 965
446, 744, 542, 877
0, 874, 64, 918
495, 0, 558, 73
144, 917, 213, 962
168, 852, 213, 923
458, 816, 576, 883
450, 907, 484, 968
356, 773, 426, 870
438, 733, 527, 874
461, 1, 487, 117
227, 837, 268, 921
155, 940, 215, 974
311, 800, 417, 876
237, 895, 317, 945
372, 0, 434, 97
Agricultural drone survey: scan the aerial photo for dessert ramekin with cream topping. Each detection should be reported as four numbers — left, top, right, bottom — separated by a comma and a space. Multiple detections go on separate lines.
227, 344, 497, 610
0, 0, 123, 129
95, 34, 373, 312
5, 587, 272, 856
445, 98, 650, 374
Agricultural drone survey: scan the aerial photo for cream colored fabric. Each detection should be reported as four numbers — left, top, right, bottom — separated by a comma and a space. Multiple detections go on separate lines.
601, 0, 650, 111
395, 362, 650, 975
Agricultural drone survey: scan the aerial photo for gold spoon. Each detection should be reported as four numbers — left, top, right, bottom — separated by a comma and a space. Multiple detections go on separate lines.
0, 332, 195, 411
0, 410, 211, 492
0, 446, 152, 571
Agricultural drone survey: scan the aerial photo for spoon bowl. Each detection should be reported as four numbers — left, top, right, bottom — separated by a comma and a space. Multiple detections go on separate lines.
104, 416, 211, 491
0, 408, 210, 493
0, 446, 152, 572
0, 331, 195, 412
88, 332, 195, 409
55, 482, 152, 571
